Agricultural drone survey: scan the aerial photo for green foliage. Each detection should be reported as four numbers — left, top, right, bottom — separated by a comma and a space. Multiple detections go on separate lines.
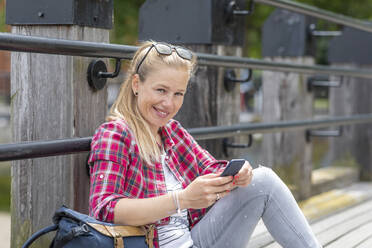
0, 162, 10, 212
312, 138, 329, 169
0, 0, 7, 32
111, 0, 146, 45
0, 175, 10, 212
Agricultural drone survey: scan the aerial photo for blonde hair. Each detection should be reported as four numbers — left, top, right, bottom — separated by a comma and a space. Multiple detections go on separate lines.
107, 41, 197, 164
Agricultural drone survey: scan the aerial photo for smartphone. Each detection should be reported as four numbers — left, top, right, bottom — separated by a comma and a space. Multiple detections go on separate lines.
220, 159, 245, 177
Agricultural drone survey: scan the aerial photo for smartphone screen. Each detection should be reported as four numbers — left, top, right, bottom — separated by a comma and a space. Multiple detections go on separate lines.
220, 159, 245, 177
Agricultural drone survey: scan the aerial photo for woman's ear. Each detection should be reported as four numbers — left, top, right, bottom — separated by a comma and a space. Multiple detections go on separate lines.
131, 74, 139, 94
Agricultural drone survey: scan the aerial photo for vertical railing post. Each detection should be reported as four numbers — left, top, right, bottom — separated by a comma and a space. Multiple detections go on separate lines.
261, 9, 315, 200
6, 1, 112, 246
328, 27, 372, 181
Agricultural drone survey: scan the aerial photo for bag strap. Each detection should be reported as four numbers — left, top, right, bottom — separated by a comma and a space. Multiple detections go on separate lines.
88, 223, 155, 248
143, 225, 155, 248
22, 224, 58, 248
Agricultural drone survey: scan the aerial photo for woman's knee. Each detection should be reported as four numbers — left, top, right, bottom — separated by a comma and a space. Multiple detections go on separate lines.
251, 165, 285, 193
252, 165, 276, 182
228, 166, 286, 201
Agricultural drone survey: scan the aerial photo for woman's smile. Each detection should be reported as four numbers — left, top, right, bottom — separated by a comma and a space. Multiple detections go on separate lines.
153, 106, 169, 118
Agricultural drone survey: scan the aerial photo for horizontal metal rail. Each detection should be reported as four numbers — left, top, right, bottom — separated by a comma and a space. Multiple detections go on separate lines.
191, 114, 372, 140
0, 113, 10, 120
0, 137, 92, 162
255, 0, 372, 34
1, 32, 372, 79
0, 32, 137, 59
1, 114, 372, 162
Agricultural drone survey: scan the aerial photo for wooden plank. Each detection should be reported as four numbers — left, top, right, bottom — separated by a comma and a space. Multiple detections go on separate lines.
248, 231, 274, 248
249, 197, 372, 248
248, 220, 275, 248
356, 235, 372, 248
325, 222, 372, 248
311, 199, 372, 235
329, 64, 372, 180
263, 240, 281, 248
316, 205, 372, 246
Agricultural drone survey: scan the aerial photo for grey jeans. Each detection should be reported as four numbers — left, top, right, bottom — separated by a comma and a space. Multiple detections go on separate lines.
190, 166, 321, 248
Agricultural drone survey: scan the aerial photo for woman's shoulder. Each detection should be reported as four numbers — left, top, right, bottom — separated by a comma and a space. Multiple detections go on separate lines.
92, 119, 134, 145
89, 119, 134, 164
96, 118, 132, 134
165, 119, 192, 141
165, 119, 185, 133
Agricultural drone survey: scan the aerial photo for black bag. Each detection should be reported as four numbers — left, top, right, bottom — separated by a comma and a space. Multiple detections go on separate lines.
22, 206, 154, 248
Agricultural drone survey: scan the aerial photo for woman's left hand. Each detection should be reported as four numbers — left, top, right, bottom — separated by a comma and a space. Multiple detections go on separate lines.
233, 161, 253, 187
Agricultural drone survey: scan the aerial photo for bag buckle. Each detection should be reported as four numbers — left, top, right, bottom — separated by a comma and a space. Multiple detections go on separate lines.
71, 224, 89, 237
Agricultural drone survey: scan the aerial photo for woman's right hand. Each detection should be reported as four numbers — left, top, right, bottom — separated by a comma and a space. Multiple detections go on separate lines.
179, 173, 235, 209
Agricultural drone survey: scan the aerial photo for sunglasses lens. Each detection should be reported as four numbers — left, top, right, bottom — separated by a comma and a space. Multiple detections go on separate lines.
175, 48, 193, 61
155, 43, 172, 55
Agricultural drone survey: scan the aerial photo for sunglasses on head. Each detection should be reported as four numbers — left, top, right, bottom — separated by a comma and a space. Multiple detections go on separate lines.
136, 43, 193, 74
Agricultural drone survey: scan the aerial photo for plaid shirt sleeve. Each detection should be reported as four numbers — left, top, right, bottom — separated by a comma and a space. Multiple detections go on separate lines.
89, 160, 126, 222
88, 121, 131, 222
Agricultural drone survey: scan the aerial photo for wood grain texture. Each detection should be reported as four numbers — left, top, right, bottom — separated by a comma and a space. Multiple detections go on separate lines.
261, 57, 314, 200
10, 25, 108, 248
329, 64, 372, 180
249, 188, 372, 248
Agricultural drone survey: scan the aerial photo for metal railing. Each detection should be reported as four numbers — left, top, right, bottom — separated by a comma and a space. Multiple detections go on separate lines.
1, 113, 372, 162
2, 1, 372, 163
1, 32, 372, 79
255, 0, 372, 34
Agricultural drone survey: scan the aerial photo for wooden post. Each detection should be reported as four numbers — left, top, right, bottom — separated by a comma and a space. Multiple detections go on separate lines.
328, 66, 372, 180
175, 45, 241, 160
261, 9, 315, 200
10, 26, 108, 247
261, 57, 314, 200
328, 27, 372, 181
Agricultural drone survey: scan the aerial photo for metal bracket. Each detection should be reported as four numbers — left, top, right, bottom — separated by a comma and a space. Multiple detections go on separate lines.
225, 0, 255, 23
306, 128, 342, 142
222, 134, 253, 157
87, 58, 121, 91
224, 68, 253, 92
308, 23, 343, 37
307, 75, 342, 92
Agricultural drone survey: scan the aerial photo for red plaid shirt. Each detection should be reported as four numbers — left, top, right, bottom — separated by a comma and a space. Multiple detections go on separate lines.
88, 118, 227, 247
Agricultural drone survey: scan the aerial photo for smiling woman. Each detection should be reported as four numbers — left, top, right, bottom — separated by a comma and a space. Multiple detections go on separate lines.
88, 41, 321, 248
106, 41, 197, 164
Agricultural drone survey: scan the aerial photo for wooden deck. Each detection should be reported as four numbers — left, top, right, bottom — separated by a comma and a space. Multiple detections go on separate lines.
249, 183, 372, 248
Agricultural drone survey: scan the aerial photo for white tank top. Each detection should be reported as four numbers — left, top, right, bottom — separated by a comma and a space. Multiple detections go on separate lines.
157, 152, 194, 248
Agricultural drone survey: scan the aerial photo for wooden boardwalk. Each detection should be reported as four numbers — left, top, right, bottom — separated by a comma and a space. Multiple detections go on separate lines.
249, 183, 372, 248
